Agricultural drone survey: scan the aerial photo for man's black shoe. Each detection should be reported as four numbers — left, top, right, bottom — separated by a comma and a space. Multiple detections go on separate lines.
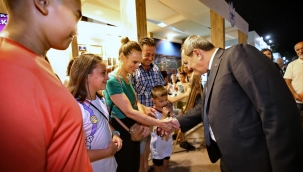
179, 140, 195, 150
172, 134, 177, 140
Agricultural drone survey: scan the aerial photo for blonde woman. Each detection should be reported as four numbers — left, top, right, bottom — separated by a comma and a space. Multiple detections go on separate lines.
104, 37, 170, 172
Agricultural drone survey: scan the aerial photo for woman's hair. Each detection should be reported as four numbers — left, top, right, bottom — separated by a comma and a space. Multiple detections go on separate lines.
66, 58, 75, 76
151, 85, 168, 99
68, 54, 105, 102
118, 37, 142, 59
261, 48, 273, 61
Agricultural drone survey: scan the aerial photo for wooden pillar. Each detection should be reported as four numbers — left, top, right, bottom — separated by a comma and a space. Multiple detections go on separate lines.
238, 30, 248, 44
120, 0, 147, 42
147, 32, 153, 38
71, 36, 78, 58
181, 38, 186, 65
0, 1, 6, 14
210, 10, 225, 48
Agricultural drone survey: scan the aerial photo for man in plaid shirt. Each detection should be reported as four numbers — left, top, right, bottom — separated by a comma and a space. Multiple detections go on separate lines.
132, 37, 165, 172
132, 38, 165, 107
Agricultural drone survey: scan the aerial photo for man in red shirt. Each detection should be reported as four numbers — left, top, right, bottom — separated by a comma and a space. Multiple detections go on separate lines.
0, 0, 92, 171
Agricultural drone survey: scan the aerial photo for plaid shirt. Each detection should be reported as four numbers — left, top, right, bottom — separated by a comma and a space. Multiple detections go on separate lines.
132, 63, 165, 107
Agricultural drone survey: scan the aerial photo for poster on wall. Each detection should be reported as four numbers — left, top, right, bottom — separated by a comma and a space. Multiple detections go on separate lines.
90, 45, 103, 55
0, 13, 8, 32
107, 57, 112, 66
154, 54, 181, 75
78, 44, 87, 52
113, 58, 116, 66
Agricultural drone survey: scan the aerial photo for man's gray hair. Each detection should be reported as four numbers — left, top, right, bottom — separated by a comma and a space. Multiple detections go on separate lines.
182, 35, 215, 56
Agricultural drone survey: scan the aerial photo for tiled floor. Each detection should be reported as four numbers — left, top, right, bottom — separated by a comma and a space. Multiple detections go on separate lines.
148, 124, 221, 172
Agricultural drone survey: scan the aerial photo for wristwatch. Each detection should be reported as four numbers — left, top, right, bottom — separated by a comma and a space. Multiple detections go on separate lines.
112, 130, 120, 137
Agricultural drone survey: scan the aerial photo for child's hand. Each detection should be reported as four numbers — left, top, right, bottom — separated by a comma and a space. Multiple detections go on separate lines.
107, 141, 118, 156
112, 135, 122, 151
162, 107, 171, 119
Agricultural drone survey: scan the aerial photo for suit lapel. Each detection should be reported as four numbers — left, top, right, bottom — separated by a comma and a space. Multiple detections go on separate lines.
205, 48, 224, 112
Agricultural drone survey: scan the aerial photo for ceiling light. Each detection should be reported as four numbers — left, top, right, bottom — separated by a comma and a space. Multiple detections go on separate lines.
157, 22, 167, 27
167, 33, 174, 40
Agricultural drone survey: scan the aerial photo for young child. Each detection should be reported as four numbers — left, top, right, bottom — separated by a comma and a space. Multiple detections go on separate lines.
176, 72, 190, 110
150, 85, 174, 172
68, 54, 122, 172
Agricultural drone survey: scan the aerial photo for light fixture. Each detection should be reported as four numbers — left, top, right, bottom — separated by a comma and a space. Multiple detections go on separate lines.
265, 35, 270, 39
166, 33, 174, 40
157, 22, 167, 27
94, 10, 103, 15
269, 40, 272, 43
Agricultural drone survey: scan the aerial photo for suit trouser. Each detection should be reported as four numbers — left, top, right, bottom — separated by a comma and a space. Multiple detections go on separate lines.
296, 103, 303, 115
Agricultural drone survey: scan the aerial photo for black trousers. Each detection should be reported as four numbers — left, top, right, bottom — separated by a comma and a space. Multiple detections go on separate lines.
111, 118, 140, 172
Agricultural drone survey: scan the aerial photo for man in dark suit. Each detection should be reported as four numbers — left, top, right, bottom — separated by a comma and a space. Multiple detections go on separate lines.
167, 35, 303, 172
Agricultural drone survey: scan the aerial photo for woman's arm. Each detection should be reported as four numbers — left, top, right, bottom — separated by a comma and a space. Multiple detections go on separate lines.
110, 93, 164, 127
168, 88, 191, 103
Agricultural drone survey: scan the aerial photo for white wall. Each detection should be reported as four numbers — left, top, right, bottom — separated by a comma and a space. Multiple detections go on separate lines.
46, 21, 122, 84
46, 45, 72, 82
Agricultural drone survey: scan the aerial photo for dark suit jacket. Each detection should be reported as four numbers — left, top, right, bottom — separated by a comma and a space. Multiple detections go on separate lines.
177, 44, 303, 172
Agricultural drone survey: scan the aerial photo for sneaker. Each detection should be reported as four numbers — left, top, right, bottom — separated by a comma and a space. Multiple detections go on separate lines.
147, 166, 154, 172
179, 140, 195, 150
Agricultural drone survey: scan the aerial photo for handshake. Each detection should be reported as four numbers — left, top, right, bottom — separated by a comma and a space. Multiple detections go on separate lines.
156, 118, 181, 137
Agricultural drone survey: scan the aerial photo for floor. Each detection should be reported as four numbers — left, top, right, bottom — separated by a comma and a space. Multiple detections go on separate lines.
148, 124, 221, 172
148, 113, 303, 172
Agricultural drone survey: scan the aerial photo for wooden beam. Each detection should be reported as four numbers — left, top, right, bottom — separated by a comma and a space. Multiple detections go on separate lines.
0, 1, 7, 14
210, 10, 225, 48
120, 0, 147, 42
147, 32, 153, 38
238, 30, 248, 44
135, 0, 147, 41
71, 36, 78, 58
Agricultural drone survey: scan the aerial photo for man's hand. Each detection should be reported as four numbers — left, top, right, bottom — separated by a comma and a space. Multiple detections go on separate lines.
157, 118, 180, 136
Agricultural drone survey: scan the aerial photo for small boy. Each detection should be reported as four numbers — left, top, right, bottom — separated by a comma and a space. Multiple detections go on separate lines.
150, 85, 174, 172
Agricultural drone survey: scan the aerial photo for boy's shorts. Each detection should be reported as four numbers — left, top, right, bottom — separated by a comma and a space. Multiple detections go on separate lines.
152, 157, 170, 166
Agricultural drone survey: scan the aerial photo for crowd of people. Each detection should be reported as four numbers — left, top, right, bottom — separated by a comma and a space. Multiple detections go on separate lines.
1, 1, 303, 172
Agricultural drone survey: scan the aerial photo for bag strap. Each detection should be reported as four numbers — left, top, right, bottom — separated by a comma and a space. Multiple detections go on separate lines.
109, 73, 138, 133
112, 113, 131, 132
84, 99, 108, 121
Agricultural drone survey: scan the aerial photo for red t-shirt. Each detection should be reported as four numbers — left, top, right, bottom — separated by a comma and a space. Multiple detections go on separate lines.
0, 38, 92, 172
